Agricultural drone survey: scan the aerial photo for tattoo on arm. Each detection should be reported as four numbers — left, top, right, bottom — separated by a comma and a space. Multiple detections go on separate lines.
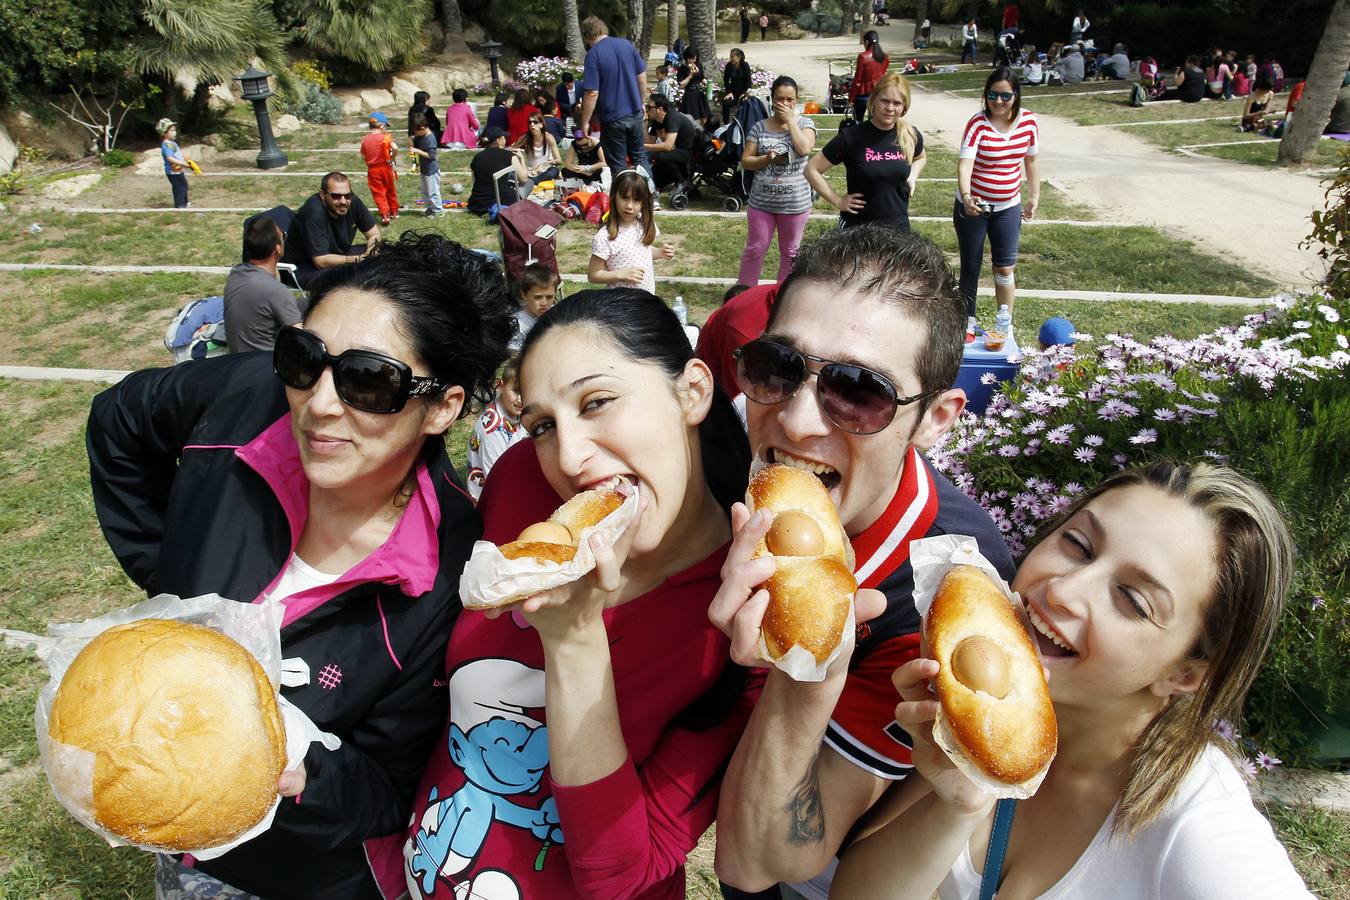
783, 748, 825, 845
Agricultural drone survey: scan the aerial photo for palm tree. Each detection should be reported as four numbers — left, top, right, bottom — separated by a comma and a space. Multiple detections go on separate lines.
439, 0, 468, 53
628, 0, 645, 50
639, 0, 657, 58
667, 0, 678, 50
135, 0, 288, 86
913, 0, 929, 47
687, 0, 716, 74
563, 0, 585, 63
1279, 0, 1350, 165
293, 0, 433, 73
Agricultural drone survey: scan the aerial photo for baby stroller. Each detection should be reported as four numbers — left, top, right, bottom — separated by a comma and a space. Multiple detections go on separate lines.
872, 0, 889, 25
680, 95, 767, 212
828, 60, 853, 114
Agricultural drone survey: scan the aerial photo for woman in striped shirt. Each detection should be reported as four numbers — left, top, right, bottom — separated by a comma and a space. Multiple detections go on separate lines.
953, 67, 1041, 341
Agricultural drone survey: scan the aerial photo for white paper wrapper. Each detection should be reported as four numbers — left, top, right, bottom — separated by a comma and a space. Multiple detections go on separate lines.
458, 488, 640, 609
758, 596, 856, 683
910, 535, 1052, 800
2, 593, 341, 857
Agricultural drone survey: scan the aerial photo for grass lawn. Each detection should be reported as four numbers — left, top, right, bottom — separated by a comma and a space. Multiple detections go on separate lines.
2, 203, 1273, 298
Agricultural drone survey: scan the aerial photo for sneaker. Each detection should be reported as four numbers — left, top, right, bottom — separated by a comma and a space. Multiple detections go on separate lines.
380, 215, 391, 226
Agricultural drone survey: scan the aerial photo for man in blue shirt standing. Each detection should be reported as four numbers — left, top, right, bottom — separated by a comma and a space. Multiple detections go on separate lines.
577, 15, 653, 189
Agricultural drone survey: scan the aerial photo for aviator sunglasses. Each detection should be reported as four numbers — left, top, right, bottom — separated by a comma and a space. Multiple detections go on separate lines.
273, 326, 447, 414
733, 339, 935, 435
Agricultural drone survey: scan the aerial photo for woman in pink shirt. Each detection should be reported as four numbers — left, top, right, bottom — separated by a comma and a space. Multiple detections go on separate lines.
441, 89, 481, 148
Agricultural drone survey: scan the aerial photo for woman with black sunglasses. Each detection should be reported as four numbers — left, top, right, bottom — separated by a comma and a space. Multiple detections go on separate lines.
87, 232, 516, 900
954, 67, 1041, 343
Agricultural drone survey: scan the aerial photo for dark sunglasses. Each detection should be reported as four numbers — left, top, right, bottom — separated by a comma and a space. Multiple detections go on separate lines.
733, 339, 935, 436
326, 191, 354, 200
986, 90, 1016, 102
273, 326, 447, 414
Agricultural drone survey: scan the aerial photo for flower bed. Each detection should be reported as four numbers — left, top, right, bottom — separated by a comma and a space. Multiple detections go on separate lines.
931, 291, 1350, 767
513, 56, 579, 89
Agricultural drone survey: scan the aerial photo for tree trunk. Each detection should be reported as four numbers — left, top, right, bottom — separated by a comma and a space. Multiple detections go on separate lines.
640, 0, 657, 58
628, 0, 645, 48
1279, 0, 1350, 165
912, 0, 928, 47
667, 0, 678, 51
687, 0, 716, 74
563, 0, 585, 63
439, 0, 468, 54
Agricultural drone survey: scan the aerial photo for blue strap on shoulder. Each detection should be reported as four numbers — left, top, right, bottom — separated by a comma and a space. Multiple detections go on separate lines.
978, 798, 1018, 900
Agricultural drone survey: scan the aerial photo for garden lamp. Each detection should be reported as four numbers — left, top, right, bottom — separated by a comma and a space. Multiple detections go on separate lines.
233, 65, 288, 170
481, 38, 503, 88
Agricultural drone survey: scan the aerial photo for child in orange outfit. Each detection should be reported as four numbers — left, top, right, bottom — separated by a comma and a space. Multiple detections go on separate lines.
361, 111, 400, 225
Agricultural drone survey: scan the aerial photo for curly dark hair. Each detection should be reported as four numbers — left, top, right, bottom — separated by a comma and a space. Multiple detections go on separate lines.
305, 232, 517, 417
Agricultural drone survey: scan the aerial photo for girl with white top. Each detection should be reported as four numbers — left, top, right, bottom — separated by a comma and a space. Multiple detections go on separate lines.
588, 169, 675, 296
834, 461, 1312, 900
953, 67, 1040, 340
961, 18, 979, 64
513, 111, 562, 197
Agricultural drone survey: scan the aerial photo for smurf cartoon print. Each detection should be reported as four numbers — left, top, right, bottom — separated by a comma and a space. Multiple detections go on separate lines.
406, 658, 562, 900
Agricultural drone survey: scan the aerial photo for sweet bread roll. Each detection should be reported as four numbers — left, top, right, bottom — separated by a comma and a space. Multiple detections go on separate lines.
48, 618, 286, 850
926, 565, 1056, 786
746, 464, 857, 665
472, 487, 627, 608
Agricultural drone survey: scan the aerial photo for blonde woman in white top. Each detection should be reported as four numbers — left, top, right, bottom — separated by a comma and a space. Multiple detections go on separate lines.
834, 462, 1312, 900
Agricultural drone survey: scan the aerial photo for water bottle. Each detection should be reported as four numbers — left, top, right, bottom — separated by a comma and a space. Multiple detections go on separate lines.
672, 295, 688, 326
994, 304, 1013, 350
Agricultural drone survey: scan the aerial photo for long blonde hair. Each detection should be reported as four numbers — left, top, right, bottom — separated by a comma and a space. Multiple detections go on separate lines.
866, 72, 918, 162
1040, 462, 1293, 835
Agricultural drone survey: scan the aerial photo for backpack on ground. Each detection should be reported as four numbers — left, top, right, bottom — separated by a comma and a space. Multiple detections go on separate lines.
1129, 83, 1148, 107
497, 200, 563, 283
164, 296, 228, 363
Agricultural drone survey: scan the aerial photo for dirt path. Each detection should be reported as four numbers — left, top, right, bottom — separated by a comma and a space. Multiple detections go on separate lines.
698, 32, 1327, 288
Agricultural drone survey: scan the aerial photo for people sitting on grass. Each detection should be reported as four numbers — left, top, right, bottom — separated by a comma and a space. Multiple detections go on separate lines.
563, 130, 607, 186
407, 90, 442, 139
1159, 56, 1207, 103
223, 214, 303, 354
643, 93, 699, 196
482, 91, 510, 142
1021, 45, 1044, 85
281, 172, 383, 288
513, 111, 563, 197
505, 87, 539, 144
556, 71, 581, 125
1206, 53, 1235, 100
1098, 43, 1131, 80
1241, 75, 1276, 132
467, 126, 530, 216
1054, 44, 1085, 85
441, 88, 480, 149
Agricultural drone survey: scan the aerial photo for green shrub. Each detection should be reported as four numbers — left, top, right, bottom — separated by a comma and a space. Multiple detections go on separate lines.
932, 290, 1350, 767
290, 82, 343, 125
290, 59, 332, 92
99, 148, 134, 168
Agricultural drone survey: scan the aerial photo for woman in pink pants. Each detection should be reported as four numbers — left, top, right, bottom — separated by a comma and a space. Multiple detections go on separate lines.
737, 75, 817, 285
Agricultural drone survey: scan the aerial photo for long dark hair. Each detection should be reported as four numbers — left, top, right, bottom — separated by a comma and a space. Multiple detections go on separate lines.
863, 29, 887, 64
983, 66, 1022, 120
519, 289, 750, 737
305, 232, 516, 417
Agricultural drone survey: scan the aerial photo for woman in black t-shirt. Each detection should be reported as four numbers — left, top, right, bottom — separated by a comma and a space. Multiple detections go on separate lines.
805, 72, 926, 230
1159, 56, 1207, 103
467, 127, 530, 215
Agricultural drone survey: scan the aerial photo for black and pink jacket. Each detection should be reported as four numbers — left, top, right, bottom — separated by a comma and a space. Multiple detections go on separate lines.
87, 352, 478, 900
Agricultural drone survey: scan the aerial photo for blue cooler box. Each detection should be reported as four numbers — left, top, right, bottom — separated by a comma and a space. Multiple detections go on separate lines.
953, 334, 1022, 415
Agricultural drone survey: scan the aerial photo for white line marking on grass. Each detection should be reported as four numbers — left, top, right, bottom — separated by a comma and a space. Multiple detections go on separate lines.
658, 210, 1135, 226
954, 87, 1132, 98
1174, 138, 1279, 149
0, 365, 129, 384
0, 263, 1264, 305
1087, 115, 1241, 127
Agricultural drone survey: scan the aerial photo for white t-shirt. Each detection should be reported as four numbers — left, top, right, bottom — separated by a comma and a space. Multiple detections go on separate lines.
466, 399, 526, 501
509, 307, 538, 352
590, 218, 658, 295
268, 553, 341, 602
938, 745, 1312, 899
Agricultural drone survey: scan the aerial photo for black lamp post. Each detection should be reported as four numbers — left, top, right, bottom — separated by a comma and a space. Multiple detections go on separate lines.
233, 65, 288, 170
481, 38, 503, 88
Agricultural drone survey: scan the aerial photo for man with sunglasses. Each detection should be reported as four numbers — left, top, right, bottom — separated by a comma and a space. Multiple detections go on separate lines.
711, 226, 1015, 899
283, 171, 382, 288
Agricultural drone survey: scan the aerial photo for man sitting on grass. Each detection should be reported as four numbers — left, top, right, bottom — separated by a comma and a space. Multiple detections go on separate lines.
281, 172, 382, 288
224, 215, 303, 354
